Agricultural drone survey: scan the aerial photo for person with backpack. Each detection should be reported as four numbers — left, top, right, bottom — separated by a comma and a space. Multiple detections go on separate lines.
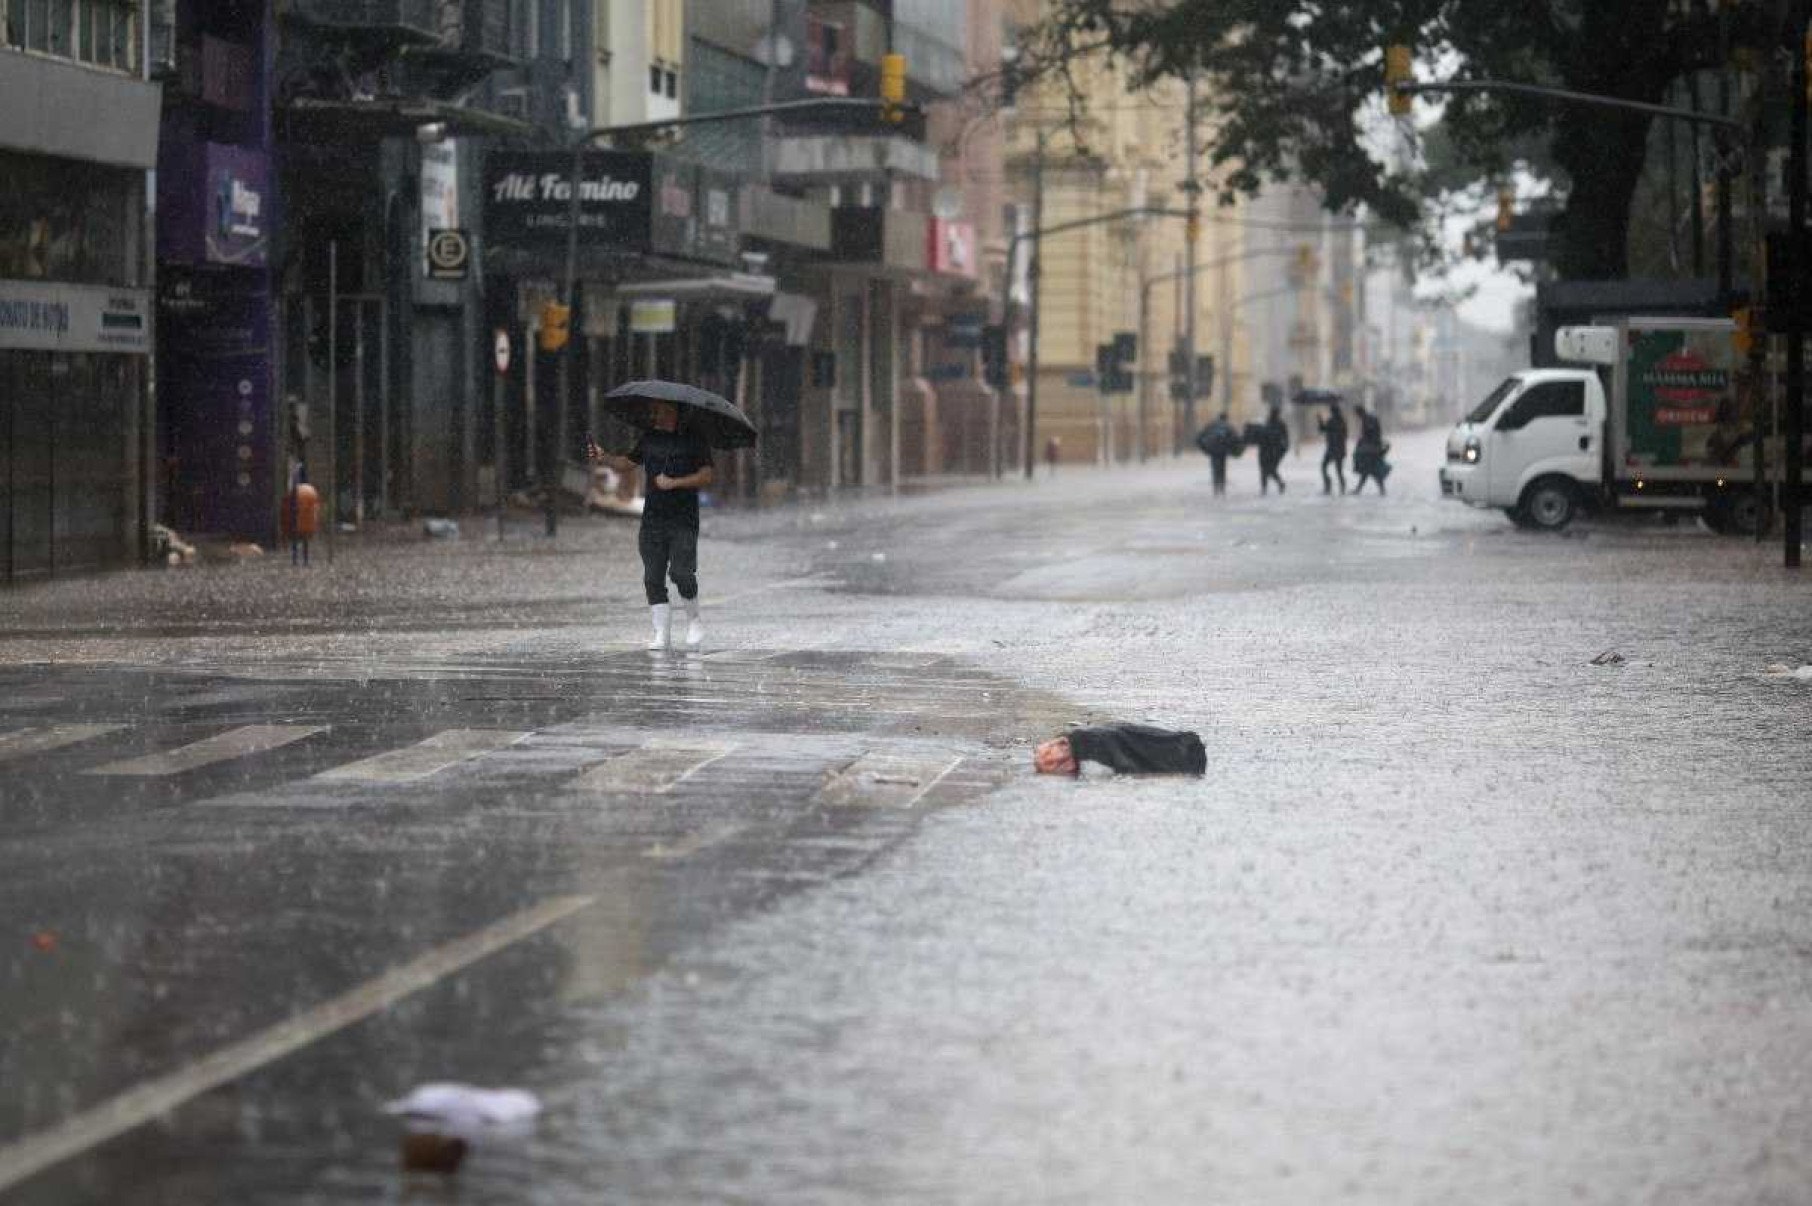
1195, 413, 1240, 497
1257, 404, 1289, 495
1317, 402, 1348, 495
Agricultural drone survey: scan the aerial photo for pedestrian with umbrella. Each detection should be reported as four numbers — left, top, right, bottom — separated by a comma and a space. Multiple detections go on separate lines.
587, 380, 757, 651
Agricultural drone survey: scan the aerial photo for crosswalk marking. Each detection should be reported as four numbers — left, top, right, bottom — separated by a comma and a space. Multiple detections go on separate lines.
313, 729, 530, 783
813, 752, 965, 809
86, 725, 327, 777
569, 740, 738, 794
0, 724, 125, 763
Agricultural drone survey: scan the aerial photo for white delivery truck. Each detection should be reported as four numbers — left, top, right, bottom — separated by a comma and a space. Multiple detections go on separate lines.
1438, 317, 1773, 532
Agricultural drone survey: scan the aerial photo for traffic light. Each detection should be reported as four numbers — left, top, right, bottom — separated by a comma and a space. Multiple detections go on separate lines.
881, 53, 907, 123
1384, 43, 1413, 117
1096, 334, 1136, 393
1495, 186, 1515, 233
538, 300, 571, 352
1732, 306, 1756, 358
1195, 355, 1215, 401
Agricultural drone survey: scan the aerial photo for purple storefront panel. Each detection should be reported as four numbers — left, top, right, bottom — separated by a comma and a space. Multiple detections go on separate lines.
159, 145, 270, 267
161, 273, 276, 540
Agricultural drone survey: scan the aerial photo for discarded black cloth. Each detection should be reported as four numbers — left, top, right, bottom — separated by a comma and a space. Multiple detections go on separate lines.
1067, 724, 1206, 776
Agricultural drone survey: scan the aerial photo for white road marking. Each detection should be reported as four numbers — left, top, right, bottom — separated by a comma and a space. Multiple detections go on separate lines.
569, 740, 738, 794
313, 729, 531, 783
813, 753, 966, 809
0, 893, 596, 1194
0, 724, 124, 763
85, 725, 327, 777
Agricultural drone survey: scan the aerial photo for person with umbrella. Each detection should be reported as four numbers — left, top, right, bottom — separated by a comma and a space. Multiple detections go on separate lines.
1316, 399, 1348, 495
588, 380, 756, 651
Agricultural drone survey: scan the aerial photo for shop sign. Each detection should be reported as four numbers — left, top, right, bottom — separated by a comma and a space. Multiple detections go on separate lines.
205, 144, 268, 267
927, 219, 976, 278
421, 140, 460, 273
485, 150, 653, 250
0, 280, 150, 354
945, 311, 985, 349
629, 299, 677, 334
426, 229, 470, 280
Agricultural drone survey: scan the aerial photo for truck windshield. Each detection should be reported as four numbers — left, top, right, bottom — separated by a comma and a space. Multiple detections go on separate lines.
1465, 378, 1519, 425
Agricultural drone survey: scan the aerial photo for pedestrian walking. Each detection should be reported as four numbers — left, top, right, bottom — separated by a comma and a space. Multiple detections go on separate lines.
592, 380, 756, 652
1317, 402, 1348, 495
1351, 404, 1388, 496
1045, 435, 1062, 477
1195, 413, 1240, 497
589, 402, 715, 650
1257, 404, 1289, 495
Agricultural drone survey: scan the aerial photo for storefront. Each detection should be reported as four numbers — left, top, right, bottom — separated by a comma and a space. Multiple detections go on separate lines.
0, 279, 151, 581
482, 148, 761, 500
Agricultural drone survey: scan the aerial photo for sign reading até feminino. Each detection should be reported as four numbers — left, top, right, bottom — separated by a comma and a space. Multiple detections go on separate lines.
485, 150, 653, 251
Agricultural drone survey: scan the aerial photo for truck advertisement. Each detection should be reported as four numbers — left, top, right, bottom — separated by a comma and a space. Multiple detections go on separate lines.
1618, 324, 1753, 473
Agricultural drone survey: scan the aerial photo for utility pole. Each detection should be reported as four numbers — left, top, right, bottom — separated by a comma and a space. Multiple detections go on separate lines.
1785, 0, 1807, 569
1023, 124, 1047, 479
1182, 75, 1201, 449
1716, 0, 1734, 302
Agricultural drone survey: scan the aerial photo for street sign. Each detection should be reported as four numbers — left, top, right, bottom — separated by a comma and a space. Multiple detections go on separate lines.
426, 228, 470, 280
493, 328, 511, 375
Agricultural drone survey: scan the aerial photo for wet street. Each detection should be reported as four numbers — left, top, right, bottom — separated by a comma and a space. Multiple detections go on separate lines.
2, 430, 1810, 1204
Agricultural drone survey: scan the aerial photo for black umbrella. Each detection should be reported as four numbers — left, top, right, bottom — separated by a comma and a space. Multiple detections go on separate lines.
601, 379, 758, 450
1291, 387, 1345, 407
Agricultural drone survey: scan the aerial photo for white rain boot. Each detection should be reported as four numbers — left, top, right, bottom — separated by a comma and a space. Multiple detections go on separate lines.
647, 603, 671, 651
682, 597, 704, 650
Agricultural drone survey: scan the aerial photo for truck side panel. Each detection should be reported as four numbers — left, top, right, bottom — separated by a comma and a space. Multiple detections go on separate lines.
1612, 319, 1756, 484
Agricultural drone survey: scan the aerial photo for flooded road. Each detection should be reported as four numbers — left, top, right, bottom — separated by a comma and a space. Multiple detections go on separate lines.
3, 432, 1810, 1203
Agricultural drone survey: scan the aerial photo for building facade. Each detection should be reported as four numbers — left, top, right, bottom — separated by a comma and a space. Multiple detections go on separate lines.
1, 0, 159, 582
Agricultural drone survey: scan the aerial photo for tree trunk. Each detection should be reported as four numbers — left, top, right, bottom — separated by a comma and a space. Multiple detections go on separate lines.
1550, 105, 1656, 280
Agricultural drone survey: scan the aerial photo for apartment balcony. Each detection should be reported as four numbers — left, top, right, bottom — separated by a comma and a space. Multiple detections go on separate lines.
285, 0, 516, 62
806, 0, 962, 98
285, 0, 441, 44
830, 206, 928, 275
771, 133, 939, 183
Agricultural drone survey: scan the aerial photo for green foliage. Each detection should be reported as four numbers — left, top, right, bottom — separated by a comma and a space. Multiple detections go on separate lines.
1023, 0, 1765, 280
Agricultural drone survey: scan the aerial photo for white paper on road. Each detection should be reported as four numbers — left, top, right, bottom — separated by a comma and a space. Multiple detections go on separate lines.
0, 724, 124, 763
85, 725, 327, 776
314, 729, 531, 783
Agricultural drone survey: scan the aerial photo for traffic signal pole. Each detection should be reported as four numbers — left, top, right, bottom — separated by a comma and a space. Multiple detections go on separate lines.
1785, 1, 1807, 568
1182, 75, 1201, 453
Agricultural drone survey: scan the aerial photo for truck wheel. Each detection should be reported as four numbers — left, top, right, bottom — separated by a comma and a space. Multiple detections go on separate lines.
1713, 490, 1773, 536
1519, 478, 1577, 531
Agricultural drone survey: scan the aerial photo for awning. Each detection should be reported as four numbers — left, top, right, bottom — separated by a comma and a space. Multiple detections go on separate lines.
612, 273, 777, 301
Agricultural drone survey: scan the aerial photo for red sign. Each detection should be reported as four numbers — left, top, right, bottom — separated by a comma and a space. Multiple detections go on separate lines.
927, 219, 976, 278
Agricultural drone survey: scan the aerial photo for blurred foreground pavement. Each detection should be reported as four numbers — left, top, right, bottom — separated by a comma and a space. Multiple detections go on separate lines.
1, 429, 1810, 1204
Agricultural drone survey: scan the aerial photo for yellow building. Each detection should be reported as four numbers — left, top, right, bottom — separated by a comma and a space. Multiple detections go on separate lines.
1004, 49, 1256, 465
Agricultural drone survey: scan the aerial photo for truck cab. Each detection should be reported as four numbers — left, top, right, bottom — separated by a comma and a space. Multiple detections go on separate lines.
1439, 368, 1607, 528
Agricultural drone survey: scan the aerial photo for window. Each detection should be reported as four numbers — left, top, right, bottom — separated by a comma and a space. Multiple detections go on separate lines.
663, 67, 675, 98
5, 0, 25, 48
1467, 377, 1518, 424
648, 63, 661, 93
1498, 380, 1585, 430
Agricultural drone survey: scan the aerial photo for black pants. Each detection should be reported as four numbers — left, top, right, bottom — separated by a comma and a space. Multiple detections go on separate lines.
1259, 454, 1285, 494
1209, 455, 1228, 495
1321, 449, 1346, 493
639, 517, 699, 604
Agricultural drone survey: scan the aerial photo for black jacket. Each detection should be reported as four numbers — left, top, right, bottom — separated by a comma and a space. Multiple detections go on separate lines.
1319, 410, 1347, 453
1068, 724, 1206, 776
